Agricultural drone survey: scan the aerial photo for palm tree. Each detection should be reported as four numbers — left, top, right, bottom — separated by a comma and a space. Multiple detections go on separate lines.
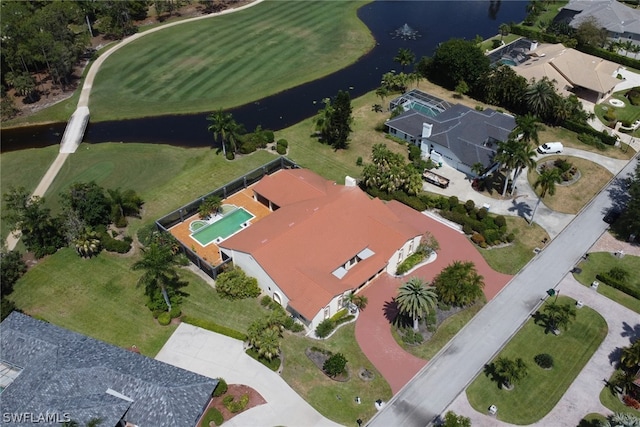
620, 340, 640, 370
74, 228, 101, 259
494, 357, 528, 389
394, 47, 415, 71
375, 86, 389, 105
433, 260, 485, 307
471, 162, 485, 177
198, 195, 222, 219
207, 109, 242, 157
510, 142, 538, 195
255, 325, 281, 361
396, 277, 438, 331
345, 291, 368, 311
543, 302, 576, 332
530, 167, 562, 224
525, 77, 558, 120
512, 114, 540, 146
107, 188, 143, 226
499, 23, 511, 41
495, 138, 521, 196
131, 243, 182, 311
601, 412, 640, 427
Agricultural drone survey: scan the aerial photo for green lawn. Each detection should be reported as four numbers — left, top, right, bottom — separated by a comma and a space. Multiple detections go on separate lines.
574, 252, 640, 314
88, 1, 373, 121
479, 216, 549, 275
595, 91, 640, 138
9, 247, 267, 357
281, 324, 392, 426
466, 296, 608, 424
392, 303, 484, 360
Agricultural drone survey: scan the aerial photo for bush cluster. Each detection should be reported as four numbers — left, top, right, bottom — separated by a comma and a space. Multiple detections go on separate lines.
97, 228, 132, 253
201, 407, 224, 426
157, 312, 171, 326
626, 89, 640, 106
276, 138, 288, 155
215, 268, 261, 300
396, 251, 426, 275
314, 313, 355, 338
577, 133, 607, 151
213, 377, 228, 397
181, 315, 248, 341
238, 128, 275, 154
534, 353, 554, 369
223, 394, 249, 413
562, 120, 617, 145
596, 272, 640, 299
323, 352, 348, 377
401, 329, 424, 345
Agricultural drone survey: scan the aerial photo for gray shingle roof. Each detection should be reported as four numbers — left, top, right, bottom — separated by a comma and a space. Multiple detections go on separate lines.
1, 312, 217, 427
565, 0, 640, 34
386, 104, 516, 168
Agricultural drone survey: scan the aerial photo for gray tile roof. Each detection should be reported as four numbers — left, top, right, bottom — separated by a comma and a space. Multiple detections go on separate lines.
565, 0, 640, 35
386, 104, 516, 168
1, 312, 217, 427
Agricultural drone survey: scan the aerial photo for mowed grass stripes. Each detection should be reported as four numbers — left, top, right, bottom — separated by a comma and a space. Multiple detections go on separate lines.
90, 1, 373, 121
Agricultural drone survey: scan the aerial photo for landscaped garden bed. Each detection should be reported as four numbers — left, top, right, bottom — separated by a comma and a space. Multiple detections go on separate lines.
199, 384, 266, 427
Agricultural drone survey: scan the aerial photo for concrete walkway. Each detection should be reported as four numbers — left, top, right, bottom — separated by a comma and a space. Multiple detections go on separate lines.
156, 323, 342, 427
446, 274, 639, 426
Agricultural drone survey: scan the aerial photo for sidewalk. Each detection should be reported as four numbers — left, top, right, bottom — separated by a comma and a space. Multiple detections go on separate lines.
446, 274, 638, 426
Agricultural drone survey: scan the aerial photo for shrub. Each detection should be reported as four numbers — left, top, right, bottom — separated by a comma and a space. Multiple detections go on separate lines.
222, 395, 234, 406
596, 273, 640, 299
315, 319, 335, 338
608, 267, 629, 282
623, 395, 640, 409
476, 207, 488, 220
494, 215, 506, 228
396, 251, 427, 275
181, 316, 248, 341
157, 312, 171, 326
223, 394, 249, 413
330, 309, 348, 323
276, 145, 287, 155
201, 407, 224, 426
464, 199, 475, 212
276, 138, 288, 149
534, 353, 554, 369
263, 130, 275, 143
226, 151, 235, 160
448, 196, 459, 209
216, 268, 261, 300
260, 295, 272, 307
169, 306, 182, 319
506, 233, 515, 243
462, 223, 473, 235
335, 314, 355, 326
213, 377, 228, 397
471, 233, 485, 246
401, 329, 424, 345
100, 231, 132, 253
356, 156, 363, 166
323, 352, 347, 377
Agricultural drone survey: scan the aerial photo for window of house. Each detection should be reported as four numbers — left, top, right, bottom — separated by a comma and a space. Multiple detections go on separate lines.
337, 296, 344, 308
408, 240, 414, 254
324, 306, 330, 319
398, 249, 404, 263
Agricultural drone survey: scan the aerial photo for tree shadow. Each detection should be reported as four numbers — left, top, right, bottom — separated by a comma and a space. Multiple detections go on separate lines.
383, 299, 400, 325
608, 347, 622, 367
620, 321, 640, 344
507, 198, 533, 220
482, 363, 503, 389
531, 310, 545, 326
606, 175, 632, 213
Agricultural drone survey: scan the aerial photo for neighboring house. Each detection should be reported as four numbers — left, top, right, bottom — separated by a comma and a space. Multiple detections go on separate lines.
0, 312, 217, 427
219, 168, 432, 330
386, 90, 516, 176
560, 0, 640, 45
512, 43, 622, 103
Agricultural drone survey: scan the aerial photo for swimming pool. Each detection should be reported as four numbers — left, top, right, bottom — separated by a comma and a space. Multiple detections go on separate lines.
191, 208, 254, 246
500, 58, 517, 67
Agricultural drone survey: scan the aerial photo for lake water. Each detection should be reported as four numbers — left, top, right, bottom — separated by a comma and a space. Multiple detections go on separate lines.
0, 1, 526, 152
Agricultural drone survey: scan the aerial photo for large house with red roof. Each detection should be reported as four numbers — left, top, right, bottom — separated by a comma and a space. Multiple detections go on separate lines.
218, 168, 432, 330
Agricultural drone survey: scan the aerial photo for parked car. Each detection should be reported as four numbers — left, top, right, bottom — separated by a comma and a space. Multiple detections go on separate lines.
537, 142, 563, 154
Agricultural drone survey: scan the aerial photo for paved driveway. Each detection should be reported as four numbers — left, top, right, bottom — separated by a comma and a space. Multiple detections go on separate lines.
156, 323, 341, 427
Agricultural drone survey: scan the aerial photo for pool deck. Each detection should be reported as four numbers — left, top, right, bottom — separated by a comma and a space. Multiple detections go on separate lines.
169, 188, 272, 265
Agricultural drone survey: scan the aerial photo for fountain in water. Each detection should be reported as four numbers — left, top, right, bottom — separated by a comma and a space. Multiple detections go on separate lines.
391, 23, 420, 40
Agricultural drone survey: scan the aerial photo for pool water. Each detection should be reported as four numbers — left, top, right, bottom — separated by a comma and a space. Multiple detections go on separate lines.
191, 208, 253, 245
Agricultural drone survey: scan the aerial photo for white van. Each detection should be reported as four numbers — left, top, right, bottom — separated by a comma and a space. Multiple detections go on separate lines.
537, 142, 563, 154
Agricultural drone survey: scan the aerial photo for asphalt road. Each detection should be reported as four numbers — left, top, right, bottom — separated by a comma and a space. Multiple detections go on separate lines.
368, 156, 638, 427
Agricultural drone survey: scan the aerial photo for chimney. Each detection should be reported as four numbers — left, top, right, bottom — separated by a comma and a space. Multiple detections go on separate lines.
530, 40, 538, 52
422, 122, 433, 138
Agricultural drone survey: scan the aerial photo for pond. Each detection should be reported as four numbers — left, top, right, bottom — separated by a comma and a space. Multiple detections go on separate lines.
0, 1, 526, 152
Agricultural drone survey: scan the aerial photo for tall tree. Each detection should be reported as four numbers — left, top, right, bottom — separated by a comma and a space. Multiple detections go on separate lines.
495, 138, 521, 196
531, 167, 562, 224
575, 16, 608, 48
426, 38, 491, 92
499, 23, 511, 41
396, 277, 438, 331
394, 47, 415, 71
207, 109, 243, 157
107, 188, 143, 226
614, 161, 640, 240
131, 243, 182, 311
525, 77, 559, 121
512, 114, 540, 146
316, 90, 353, 150
510, 142, 538, 195
543, 302, 576, 332
494, 356, 528, 389
433, 261, 485, 306
61, 182, 112, 228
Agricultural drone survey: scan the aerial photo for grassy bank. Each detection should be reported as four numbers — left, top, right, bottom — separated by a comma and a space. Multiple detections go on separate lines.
89, 1, 373, 121
466, 296, 607, 424
281, 324, 392, 426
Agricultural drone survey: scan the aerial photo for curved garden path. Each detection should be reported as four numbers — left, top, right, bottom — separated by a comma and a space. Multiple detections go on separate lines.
355, 213, 513, 394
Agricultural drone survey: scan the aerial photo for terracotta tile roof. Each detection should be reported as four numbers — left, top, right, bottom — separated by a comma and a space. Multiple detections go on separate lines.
252, 168, 332, 207
221, 170, 429, 320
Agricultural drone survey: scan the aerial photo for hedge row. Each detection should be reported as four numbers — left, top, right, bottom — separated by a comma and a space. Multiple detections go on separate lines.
596, 273, 640, 299
181, 315, 248, 341
562, 121, 617, 145
396, 251, 426, 275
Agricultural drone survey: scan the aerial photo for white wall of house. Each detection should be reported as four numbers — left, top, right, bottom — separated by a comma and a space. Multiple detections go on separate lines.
219, 249, 290, 310
385, 236, 423, 274
388, 126, 413, 143
308, 290, 354, 331
420, 141, 473, 175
